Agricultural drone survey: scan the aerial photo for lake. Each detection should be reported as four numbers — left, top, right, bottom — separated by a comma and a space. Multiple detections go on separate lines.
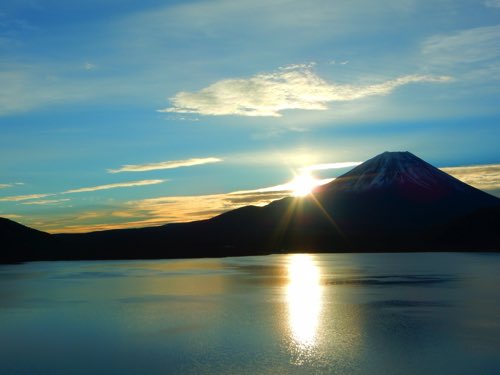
1, 253, 500, 374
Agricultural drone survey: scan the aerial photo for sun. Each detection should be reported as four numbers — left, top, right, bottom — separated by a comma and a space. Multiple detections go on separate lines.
289, 172, 320, 197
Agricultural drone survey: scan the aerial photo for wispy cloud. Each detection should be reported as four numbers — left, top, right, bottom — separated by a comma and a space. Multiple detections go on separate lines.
1, 214, 23, 220
440, 164, 500, 191
108, 157, 221, 173
22, 198, 71, 205
84, 62, 97, 71
122, 189, 291, 228
0, 180, 165, 205
75, 211, 103, 221
51, 219, 172, 234
37, 192, 274, 233
62, 179, 165, 194
0, 68, 79, 116
422, 25, 500, 67
484, 0, 500, 8
47, 175, 335, 233
0, 182, 24, 189
0, 193, 53, 202
301, 161, 362, 172
159, 66, 451, 117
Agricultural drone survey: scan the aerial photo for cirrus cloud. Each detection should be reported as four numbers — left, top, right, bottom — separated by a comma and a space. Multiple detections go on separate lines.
0, 193, 53, 202
48, 174, 335, 233
0, 180, 166, 203
301, 161, 362, 172
422, 25, 500, 66
0, 182, 24, 189
21, 198, 71, 205
440, 164, 500, 191
108, 157, 222, 173
159, 66, 452, 117
62, 179, 165, 194
484, 0, 500, 8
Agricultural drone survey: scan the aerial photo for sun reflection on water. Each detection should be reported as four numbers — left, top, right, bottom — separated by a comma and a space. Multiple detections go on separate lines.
286, 254, 323, 361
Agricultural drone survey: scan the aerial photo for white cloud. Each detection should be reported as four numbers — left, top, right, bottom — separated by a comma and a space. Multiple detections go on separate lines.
0, 182, 24, 189
279, 62, 316, 70
84, 62, 97, 71
422, 25, 500, 66
0, 193, 53, 202
108, 157, 221, 173
301, 161, 362, 172
0, 69, 61, 115
0, 62, 154, 116
62, 179, 165, 194
440, 164, 500, 191
159, 66, 451, 117
484, 0, 500, 8
0, 180, 165, 205
22, 198, 71, 205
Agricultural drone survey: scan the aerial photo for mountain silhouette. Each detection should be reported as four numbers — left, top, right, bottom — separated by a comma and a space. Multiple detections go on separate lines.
0, 217, 51, 263
307, 151, 500, 248
1, 151, 499, 263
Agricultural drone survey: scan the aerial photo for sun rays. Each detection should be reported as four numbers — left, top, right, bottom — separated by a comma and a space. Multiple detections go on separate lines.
289, 172, 321, 197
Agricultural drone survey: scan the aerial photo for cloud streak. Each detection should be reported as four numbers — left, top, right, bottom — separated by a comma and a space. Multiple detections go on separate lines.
1, 214, 23, 220
62, 179, 165, 194
0, 182, 24, 189
440, 164, 500, 191
159, 66, 452, 117
108, 157, 222, 173
484, 0, 500, 8
120, 188, 293, 229
0, 180, 166, 204
39, 190, 288, 234
0, 193, 53, 202
22, 198, 71, 205
422, 25, 500, 67
48, 176, 335, 233
301, 161, 362, 172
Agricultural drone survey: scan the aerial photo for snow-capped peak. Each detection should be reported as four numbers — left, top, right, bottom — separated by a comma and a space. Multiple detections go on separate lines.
328, 151, 468, 193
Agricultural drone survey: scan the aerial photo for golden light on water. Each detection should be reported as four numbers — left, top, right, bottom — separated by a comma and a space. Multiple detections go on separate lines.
286, 254, 323, 352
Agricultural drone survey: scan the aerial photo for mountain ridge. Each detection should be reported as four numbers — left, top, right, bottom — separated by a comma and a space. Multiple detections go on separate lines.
1, 151, 499, 262
326, 151, 472, 193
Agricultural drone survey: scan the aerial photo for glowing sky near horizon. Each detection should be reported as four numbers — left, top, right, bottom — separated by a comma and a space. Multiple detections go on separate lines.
0, 0, 499, 232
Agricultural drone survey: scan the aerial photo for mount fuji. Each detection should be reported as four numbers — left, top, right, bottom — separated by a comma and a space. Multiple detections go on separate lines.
326, 151, 476, 193
1, 151, 499, 262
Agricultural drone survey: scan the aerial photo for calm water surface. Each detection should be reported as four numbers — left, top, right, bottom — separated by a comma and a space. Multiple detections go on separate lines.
1, 253, 500, 374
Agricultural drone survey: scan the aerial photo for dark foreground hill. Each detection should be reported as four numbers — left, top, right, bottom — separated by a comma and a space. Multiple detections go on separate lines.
0, 218, 52, 263
1, 152, 499, 262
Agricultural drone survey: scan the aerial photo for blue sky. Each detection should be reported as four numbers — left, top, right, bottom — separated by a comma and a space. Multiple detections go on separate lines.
0, 0, 499, 232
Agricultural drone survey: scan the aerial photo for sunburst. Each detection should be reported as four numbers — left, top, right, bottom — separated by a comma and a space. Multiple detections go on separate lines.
289, 172, 321, 197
